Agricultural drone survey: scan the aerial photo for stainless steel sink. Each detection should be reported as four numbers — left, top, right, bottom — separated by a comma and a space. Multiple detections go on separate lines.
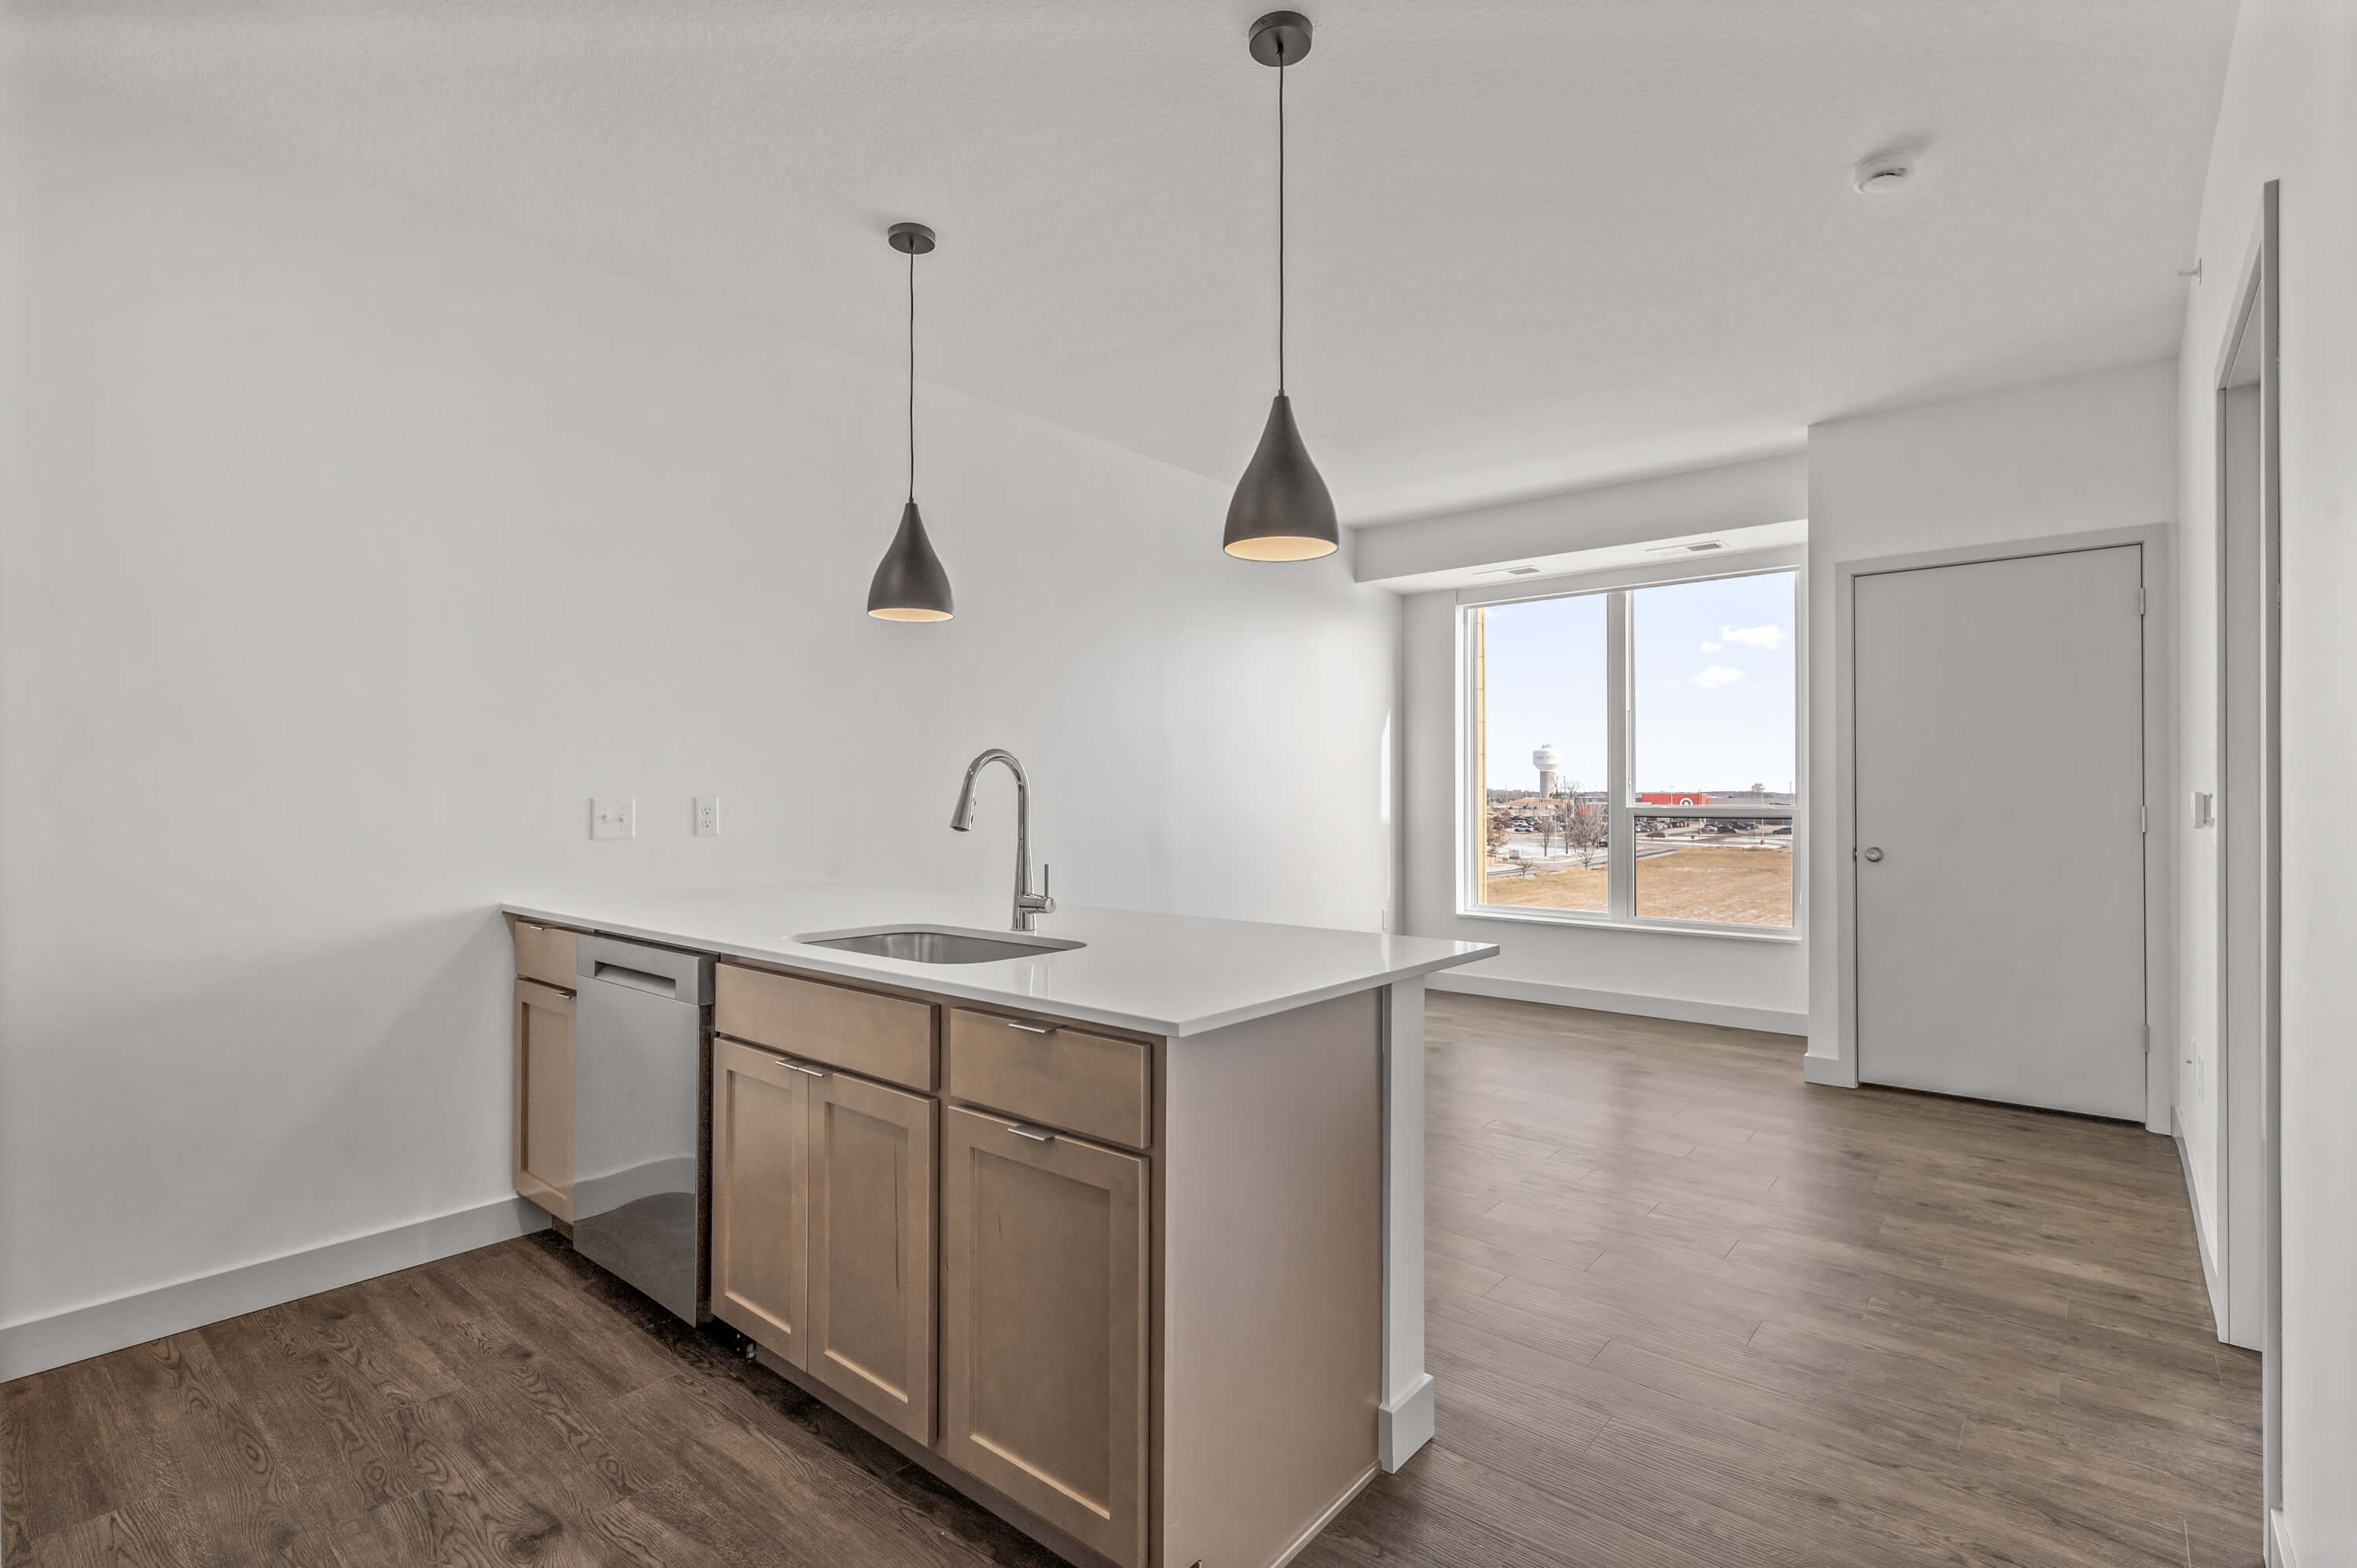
797, 925, 1085, 965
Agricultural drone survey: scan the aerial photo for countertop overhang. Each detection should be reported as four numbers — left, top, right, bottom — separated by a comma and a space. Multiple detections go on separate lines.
503, 887, 1495, 1038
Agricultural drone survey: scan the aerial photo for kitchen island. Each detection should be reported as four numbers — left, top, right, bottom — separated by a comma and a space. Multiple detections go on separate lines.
502, 888, 1493, 1568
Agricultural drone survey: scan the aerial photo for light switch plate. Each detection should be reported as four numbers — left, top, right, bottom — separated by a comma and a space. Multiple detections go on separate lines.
591, 798, 636, 841
2191, 790, 2215, 828
694, 797, 720, 837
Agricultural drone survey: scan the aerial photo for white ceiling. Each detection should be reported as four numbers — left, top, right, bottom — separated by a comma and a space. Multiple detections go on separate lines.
16, 1, 2238, 522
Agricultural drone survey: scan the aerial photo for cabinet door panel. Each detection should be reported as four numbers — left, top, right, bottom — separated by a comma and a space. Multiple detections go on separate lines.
808, 1073, 936, 1442
940, 1107, 1146, 1568
712, 1037, 809, 1365
514, 980, 575, 1221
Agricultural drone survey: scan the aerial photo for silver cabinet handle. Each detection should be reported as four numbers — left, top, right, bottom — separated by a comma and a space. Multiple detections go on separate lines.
1861, 846, 1884, 863
1006, 1021, 1058, 1035
773, 1057, 830, 1078
1005, 1123, 1057, 1143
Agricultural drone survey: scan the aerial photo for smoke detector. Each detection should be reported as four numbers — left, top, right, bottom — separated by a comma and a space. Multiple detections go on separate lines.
1853, 148, 1919, 195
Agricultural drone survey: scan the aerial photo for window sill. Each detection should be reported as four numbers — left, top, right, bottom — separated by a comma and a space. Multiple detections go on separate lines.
1455, 906, 1802, 943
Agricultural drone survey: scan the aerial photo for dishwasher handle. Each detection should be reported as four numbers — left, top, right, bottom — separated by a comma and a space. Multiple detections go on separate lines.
591, 962, 679, 999
574, 933, 713, 1004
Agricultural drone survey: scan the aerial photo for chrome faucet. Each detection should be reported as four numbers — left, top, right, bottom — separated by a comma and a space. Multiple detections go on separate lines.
950, 748, 1055, 932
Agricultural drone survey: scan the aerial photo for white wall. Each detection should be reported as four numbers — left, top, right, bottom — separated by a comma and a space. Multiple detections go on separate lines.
1802, 361, 2179, 1113
0, 71, 1399, 1357
2176, 2, 2357, 1559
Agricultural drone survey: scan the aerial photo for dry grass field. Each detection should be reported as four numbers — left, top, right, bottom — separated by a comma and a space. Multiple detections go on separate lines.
1484, 844, 1792, 925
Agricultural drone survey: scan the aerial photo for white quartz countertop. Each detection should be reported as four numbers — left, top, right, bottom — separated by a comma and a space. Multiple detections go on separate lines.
502, 886, 1495, 1038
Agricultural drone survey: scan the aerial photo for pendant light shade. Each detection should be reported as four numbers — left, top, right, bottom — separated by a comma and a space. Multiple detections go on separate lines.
868, 221, 955, 621
867, 500, 954, 620
1225, 11, 1339, 562
1224, 394, 1338, 560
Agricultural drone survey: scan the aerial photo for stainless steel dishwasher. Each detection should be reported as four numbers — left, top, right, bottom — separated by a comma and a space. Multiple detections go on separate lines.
572, 933, 713, 1323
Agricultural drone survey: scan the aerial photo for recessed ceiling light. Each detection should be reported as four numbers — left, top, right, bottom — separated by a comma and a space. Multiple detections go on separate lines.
1644, 540, 1725, 555
1853, 148, 1919, 195
1475, 565, 1543, 579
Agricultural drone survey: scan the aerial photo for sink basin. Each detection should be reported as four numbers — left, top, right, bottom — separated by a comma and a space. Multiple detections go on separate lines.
796, 925, 1086, 965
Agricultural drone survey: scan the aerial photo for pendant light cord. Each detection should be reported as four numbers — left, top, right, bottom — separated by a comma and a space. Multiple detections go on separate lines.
907, 246, 917, 501
1277, 44, 1287, 394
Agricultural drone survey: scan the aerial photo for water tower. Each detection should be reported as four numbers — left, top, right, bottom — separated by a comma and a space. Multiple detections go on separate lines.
1532, 744, 1562, 797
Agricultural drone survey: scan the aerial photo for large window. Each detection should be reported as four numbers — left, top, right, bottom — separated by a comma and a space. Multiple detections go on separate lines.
1468, 566, 1798, 931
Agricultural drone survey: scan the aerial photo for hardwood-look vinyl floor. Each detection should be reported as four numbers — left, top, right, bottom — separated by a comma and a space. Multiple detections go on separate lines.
3, 995, 2261, 1568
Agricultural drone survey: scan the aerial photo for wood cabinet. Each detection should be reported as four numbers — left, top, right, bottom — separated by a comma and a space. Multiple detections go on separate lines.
807, 1072, 936, 1443
695, 958, 1380, 1568
939, 1105, 1149, 1568
711, 1037, 811, 1365
512, 980, 576, 1221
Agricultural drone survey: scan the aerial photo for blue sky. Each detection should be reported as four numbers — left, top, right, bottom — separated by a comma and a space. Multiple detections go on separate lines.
1483, 570, 1795, 795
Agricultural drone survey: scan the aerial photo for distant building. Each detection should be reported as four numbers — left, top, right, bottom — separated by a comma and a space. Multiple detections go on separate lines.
1638, 791, 1709, 806
1710, 788, 1799, 807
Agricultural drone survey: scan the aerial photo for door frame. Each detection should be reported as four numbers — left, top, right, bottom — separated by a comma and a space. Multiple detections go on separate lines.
2210, 179, 2282, 1536
1827, 523, 2174, 1132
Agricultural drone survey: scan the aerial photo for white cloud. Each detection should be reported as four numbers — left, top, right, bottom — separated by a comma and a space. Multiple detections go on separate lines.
1699, 640, 1723, 653
1722, 623, 1786, 650
1693, 665, 1747, 688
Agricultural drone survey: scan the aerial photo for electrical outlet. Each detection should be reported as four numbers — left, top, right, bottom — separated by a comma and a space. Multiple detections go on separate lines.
590, 798, 636, 841
695, 797, 721, 837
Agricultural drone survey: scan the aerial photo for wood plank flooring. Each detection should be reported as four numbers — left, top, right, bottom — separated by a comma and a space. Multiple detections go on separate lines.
3, 995, 2260, 1567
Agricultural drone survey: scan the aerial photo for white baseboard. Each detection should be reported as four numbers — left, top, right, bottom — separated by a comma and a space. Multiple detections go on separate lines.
2267, 1508, 2296, 1568
1428, 972, 1806, 1037
1379, 1370, 1435, 1472
2172, 1106, 2231, 1343
1802, 1051, 1857, 1087
0, 1195, 548, 1382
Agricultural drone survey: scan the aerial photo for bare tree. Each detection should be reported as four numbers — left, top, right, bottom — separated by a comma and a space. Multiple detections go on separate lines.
1567, 800, 1608, 869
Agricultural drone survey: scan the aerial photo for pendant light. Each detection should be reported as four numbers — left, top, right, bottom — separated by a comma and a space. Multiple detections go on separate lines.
868, 221, 955, 621
1224, 10, 1340, 562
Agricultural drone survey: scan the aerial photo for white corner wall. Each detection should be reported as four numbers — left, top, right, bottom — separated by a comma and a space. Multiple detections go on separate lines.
1802, 361, 2179, 1112
2178, 2, 2357, 1561
0, 71, 1400, 1371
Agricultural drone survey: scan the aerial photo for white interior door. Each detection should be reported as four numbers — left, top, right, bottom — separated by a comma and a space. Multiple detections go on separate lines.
1853, 545, 2147, 1119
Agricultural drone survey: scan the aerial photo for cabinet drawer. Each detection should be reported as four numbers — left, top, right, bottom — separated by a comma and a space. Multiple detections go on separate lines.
511, 918, 577, 991
946, 1009, 1149, 1150
716, 964, 935, 1091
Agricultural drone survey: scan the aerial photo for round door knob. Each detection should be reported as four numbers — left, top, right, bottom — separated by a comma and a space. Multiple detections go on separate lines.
1862, 846, 1884, 863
